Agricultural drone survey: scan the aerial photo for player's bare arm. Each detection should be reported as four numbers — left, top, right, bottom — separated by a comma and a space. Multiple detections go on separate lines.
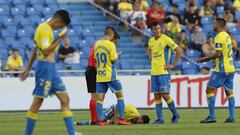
165, 46, 182, 70
148, 48, 152, 60
20, 47, 37, 81
196, 50, 222, 63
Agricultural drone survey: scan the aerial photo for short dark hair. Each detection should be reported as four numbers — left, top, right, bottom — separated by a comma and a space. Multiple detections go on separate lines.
150, 22, 160, 29
172, 4, 178, 8
216, 18, 226, 28
53, 9, 71, 25
12, 48, 19, 52
142, 115, 150, 124
104, 26, 115, 36
114, 32, 120, 40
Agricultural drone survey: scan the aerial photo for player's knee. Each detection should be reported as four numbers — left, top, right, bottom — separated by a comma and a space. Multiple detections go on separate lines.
162, 94, 170, 101
206, 87, 215, 94
115, 91, 123, 98
60, 96, 70, 107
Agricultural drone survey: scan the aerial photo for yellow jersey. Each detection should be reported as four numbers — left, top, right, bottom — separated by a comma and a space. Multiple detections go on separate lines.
167, 22, 181, 35
148, 34, 178, 75
94, 40, 118, 82
118, 2, 133, 15
214, 31, 235, 73
34, 22, 57, 63
124, 104, 141, 122
5, 55, 23, 70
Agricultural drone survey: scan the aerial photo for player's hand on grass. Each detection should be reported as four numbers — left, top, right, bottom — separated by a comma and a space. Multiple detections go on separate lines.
165, 64, 175, 70
196, 58, 205, 63
20, 69, 30, 81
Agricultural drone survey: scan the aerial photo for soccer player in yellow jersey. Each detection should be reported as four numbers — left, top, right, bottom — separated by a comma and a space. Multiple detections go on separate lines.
94, 26, 130, 126
148, 22, 182, 124
75, 104, 150, 125
20, 10, 75, 134
197, 18, 235, 123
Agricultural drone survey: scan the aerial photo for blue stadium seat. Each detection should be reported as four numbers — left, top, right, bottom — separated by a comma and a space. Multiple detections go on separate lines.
29, 15, 42, 26
0, 0, 10, 5
216, 6, 224, 16
3, 17, 17, 26
32, 4, 43, 13
3, 37, 15, 47
201, 17, 213, 25
235, 11, 240, 20
17, 29, 32, 37
30, 0, 45, 5
0, 5, 9, 15
46, 3, 58, 11
23, 25, 34, 35
19, 37, 34, 49
2, 29, 16, 37
11, 7, 26, 15
67, 29, 78, 37
82, 28, 95, 37
45, 0, 57, 4
27, 7, 41, 16
185, 50, 201, 59
20, 17, 33, 26
17, 48, 26, 58
72, 25, 83, 35
12, 0, 27, 5
42, 7, 54, 16
234, 60, 240, 68
14, 14, 24, 24
85, 36, 96, 45
6, 25, 17, 33
55, 63, 66, 70
71, 64, 83, 70
11, 40, 26, 49
0, 49, 8, 59
198, 62, 212, 69
172, 0, 185, 3
182, 62, 198, 74
69, 36, 80, 45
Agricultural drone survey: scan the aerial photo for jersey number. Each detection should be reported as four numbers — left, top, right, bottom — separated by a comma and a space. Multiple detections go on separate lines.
96, 53, 107, 68
227, 44, 233, 58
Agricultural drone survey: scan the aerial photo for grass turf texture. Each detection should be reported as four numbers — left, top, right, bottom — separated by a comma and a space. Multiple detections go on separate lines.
0, 109, 239, 135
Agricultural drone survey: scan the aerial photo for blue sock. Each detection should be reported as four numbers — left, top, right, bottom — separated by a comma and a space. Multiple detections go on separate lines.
24, 111, 38, 135
207, 93, 215, 119
117, 98, 125, 119
96, 101, 103, 121
62, 111, 75, 135
167, 98, 179, 116
155, 100, 163, 120
228, 95, 235, 119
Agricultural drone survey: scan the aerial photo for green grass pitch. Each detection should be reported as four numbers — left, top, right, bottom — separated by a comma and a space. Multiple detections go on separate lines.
0, 109, 239, 135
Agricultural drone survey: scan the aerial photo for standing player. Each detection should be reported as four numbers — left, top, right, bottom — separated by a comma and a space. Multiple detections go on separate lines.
197, 18, 235, 123
148, 22, 182, 124
20, 10, 75, 135
94, 26, 130, 126
85, 31, 121, 125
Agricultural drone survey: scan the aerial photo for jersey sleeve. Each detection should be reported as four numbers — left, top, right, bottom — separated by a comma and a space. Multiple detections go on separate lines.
35, 26, 51, 50
166, 36, 178, 50
110, 43, 118, 61
214, 35, 223, 51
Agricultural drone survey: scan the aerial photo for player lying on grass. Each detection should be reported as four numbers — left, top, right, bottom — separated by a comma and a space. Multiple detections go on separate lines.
75, 104, 150, 125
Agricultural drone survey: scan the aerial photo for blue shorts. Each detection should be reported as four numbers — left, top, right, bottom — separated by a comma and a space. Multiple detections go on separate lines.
103, 105, 115, 121
208, 71, 235, 90
96, 80, 122, 94
33, 61, 66, 98
151, 74, 171, 93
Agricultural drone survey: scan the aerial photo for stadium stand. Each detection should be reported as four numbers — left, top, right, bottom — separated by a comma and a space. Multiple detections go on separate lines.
1, 0, 240, 77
